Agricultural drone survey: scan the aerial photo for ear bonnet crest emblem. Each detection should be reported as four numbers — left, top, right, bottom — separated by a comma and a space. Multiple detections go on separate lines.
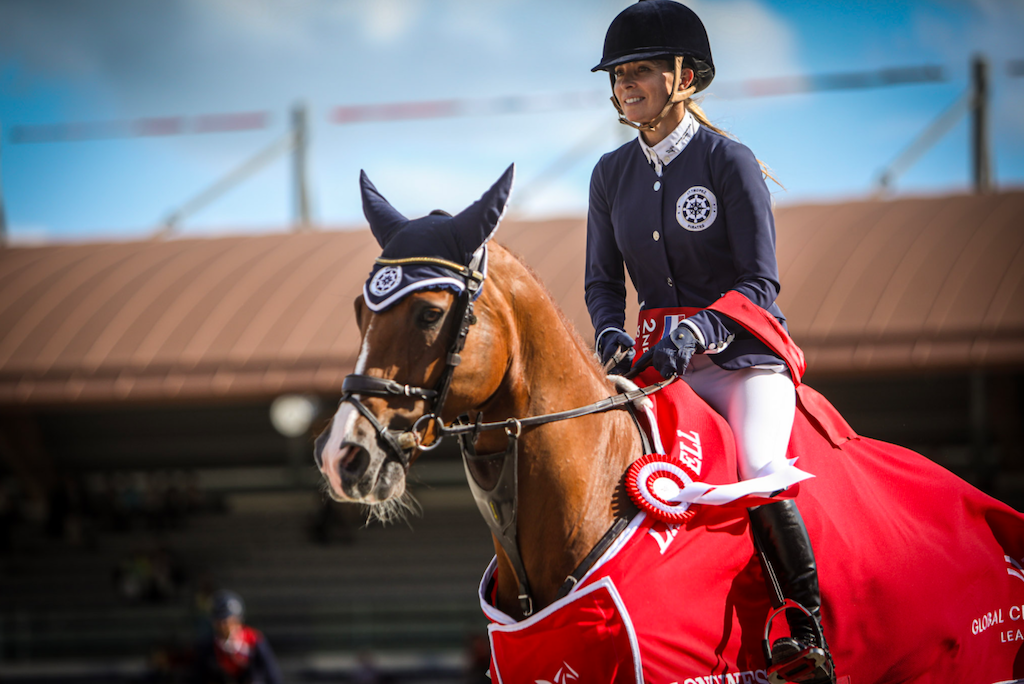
369, 266, 403, 296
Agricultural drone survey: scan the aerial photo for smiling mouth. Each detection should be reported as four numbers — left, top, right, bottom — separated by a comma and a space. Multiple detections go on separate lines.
624, 97, 644, 105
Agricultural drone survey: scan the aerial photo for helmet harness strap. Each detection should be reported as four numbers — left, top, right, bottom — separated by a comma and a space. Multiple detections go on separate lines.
610, 55, 696, 133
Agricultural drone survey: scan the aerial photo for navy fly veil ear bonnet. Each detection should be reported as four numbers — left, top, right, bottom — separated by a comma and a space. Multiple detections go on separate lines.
361, 164, 515, 311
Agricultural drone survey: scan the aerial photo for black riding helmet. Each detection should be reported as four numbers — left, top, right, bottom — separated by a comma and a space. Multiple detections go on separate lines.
592, 0, 715, 93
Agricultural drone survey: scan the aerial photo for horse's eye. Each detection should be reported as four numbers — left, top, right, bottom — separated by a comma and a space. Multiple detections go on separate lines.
417, 307, 444, 329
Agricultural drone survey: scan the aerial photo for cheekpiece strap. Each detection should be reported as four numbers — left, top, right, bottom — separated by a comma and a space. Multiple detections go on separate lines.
430, 247, 486, 414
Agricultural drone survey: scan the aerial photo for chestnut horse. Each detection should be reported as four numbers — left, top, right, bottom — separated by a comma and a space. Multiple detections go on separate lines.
315, 166, 1024, 683
319, 227, 638, 615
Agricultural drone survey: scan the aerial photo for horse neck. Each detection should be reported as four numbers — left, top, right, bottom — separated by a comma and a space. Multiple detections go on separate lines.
489, 249, 640, 614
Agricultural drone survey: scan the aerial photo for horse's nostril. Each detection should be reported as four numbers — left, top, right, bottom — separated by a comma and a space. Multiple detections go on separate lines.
339, 444, 370, 480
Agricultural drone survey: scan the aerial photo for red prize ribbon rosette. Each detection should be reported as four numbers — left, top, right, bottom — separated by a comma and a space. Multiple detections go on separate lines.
625, 454, 700, 524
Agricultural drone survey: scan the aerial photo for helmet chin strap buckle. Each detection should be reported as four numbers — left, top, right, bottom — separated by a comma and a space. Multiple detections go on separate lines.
611, 56, 696, 133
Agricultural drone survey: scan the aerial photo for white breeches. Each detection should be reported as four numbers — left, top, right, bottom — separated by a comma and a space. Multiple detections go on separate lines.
682, 354, 796, 481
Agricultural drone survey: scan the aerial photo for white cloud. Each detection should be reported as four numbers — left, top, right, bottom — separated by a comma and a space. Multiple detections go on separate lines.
359, 0, 426, 44
688, 0, 803, 80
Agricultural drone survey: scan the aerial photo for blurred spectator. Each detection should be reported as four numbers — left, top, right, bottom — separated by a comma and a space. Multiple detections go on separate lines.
192, 590, 282, 684
113, 545, 187, 604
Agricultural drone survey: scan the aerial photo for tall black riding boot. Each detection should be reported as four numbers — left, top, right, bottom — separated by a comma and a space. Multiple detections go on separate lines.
748, 500, 835, 684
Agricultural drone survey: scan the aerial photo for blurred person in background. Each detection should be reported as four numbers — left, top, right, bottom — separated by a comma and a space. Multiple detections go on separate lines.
192, 589, 283, 684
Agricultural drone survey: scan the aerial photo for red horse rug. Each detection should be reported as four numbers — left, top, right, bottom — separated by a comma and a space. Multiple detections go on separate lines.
480, 297, 1024, 683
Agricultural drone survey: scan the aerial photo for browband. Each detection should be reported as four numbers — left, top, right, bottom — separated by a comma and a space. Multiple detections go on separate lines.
375, 256, 483, 282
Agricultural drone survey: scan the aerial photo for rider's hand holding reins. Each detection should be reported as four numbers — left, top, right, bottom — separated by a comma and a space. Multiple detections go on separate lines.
652, 324, 705, 378
598, 329, 636, 375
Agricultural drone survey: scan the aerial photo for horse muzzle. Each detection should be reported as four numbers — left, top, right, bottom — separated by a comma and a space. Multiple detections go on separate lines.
316, 404, 408, 504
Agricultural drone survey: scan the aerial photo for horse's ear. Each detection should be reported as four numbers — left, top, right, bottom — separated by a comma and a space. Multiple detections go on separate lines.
451, 164, 514, 252
360, 170, 408, 248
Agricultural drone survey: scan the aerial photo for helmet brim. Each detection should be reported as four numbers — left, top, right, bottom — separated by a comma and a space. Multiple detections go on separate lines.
592, 51, 714, 93
591, 49, 677, 73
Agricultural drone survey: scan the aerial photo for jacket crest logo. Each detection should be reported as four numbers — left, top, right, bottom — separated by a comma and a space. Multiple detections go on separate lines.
369, 266, 402, 296
676, 186, 717, 232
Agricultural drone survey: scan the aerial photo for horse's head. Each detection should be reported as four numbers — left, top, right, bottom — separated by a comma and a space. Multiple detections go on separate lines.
315, 165, 515, 511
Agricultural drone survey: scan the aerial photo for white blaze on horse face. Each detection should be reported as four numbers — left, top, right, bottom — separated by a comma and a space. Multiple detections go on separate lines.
319, 321, 374, 488
354, 319, 373, 376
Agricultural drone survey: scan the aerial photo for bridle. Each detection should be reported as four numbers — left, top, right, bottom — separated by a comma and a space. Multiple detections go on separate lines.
334, 248, 673, 616
336, 249, 486, 467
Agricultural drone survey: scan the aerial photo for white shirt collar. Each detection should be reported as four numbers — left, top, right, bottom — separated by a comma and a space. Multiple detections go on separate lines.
638, 109, 700, 177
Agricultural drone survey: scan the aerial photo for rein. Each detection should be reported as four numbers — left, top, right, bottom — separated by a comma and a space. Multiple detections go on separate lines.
340, 252, 674, 617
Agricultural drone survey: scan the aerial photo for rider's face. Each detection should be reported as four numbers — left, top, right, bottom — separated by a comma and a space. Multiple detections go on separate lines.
613, 60, 674, 123
213, 616, 241, 640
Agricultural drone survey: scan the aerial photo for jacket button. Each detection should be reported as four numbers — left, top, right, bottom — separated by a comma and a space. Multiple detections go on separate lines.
653, 181, 662, 191
653, 231, 660, 241
666, 277, 674, 287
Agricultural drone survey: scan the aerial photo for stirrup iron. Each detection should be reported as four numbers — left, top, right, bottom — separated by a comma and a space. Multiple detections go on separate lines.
763, 599, 835, 684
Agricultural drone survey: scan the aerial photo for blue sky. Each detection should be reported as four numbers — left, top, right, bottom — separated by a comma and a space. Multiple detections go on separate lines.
1, 0, 1022, 242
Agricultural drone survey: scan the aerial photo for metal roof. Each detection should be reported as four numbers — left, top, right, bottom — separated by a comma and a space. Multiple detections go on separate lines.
1, 191, 1022, 405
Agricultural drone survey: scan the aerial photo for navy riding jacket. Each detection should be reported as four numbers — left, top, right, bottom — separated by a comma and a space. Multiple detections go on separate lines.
585, 124, 786, 370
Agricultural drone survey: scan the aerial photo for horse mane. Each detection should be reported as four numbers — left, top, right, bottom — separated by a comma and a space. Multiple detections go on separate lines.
494, 241, 608, 380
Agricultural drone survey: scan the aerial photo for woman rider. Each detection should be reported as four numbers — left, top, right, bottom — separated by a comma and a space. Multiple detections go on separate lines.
585, 2, 835, 682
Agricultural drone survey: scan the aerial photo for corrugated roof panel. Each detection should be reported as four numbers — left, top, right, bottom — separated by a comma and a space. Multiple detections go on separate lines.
36, 242, 188, 371
187, 235, 330, 364
2, 191, 1022, 405
822, 198, 957, 338
927, 196, 1024, 332
175, 236, 307, 365
131, 237, 282, 366
85, 240, 231, 369
776, 202, 887, 331
285, 232, 378, 360
236, 234, 358, 363
862, 198, 972, 336
0, 244, 138, 370
983, 242, 1024, 328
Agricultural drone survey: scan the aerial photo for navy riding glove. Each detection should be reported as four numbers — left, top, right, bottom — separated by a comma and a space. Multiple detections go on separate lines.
597, 330, 636, 375
652, 324, 705, 378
